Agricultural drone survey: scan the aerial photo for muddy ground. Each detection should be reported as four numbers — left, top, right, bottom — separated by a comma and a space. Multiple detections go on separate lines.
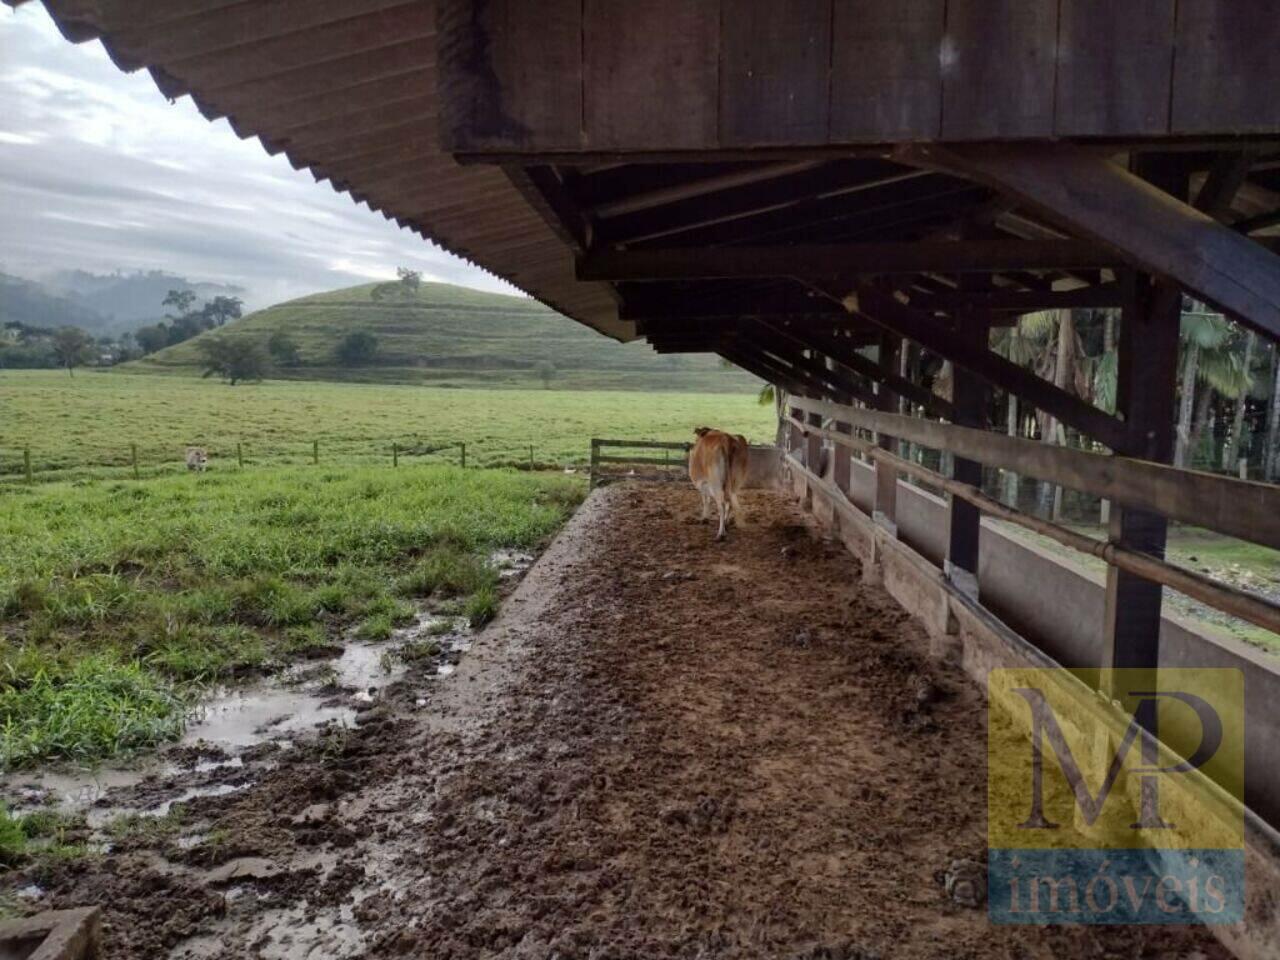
3, 484, 1229, 959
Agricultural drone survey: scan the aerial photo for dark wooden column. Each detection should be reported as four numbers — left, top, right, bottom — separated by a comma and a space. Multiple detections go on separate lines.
873, 332, 902, 533
833, 419, 852, 495
1102, 158, 1190, 697
788, 403, 804, 457
945, 304, 991, 598
807, 402, 823, 476
1103, 272, 1180, 679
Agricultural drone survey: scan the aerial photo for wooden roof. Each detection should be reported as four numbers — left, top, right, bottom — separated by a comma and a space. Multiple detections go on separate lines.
16, 0, 629, 339
15, 0, 1280, 354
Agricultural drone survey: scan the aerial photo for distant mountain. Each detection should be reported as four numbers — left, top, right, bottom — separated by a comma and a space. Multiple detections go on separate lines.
0, 272, 110, 333
42, 269, 245, 330
132, 280, 761, 393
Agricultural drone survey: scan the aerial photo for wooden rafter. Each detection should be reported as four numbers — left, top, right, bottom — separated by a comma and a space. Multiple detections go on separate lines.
578, 240, 1121, 282
905, 142, 1280, 341
741, 321, 877, 406
769, 322, 954, 420
811, 283, 1129, 450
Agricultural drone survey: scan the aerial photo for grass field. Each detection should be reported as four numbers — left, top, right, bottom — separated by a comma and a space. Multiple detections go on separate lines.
0, 464, 583, 769
0, 370, 777, 481
0, 369, 770, 769
131, 280, 763, 393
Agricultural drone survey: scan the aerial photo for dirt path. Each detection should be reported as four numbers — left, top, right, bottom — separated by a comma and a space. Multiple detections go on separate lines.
8, 485, 1228, 958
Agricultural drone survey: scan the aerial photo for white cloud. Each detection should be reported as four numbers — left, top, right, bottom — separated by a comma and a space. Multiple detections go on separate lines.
0, 2, 518, 307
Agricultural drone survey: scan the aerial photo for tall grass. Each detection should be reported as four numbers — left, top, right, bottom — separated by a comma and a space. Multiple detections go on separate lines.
0, 464, 584, 767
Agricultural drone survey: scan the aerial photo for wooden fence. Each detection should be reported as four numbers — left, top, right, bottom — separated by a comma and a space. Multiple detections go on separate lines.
785, 395, 1280, 638
589, 438, 690, 488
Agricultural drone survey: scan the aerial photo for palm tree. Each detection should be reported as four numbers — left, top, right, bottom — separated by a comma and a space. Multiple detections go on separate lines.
1222, 332, 1258, 473
1176, 306, 1250, 469
1265, 347, 1280, 482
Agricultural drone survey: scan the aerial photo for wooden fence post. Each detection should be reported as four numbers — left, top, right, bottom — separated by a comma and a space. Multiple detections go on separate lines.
131, 443, 139, 480
459, 442, 466, 469
24, 447, 33, 485
237, 442, 244, 468
944, 296, 991, 600
873, 334, 901, 534
393, 442, 399, 467
312, 440, 319, 465
589, 439, 600, 487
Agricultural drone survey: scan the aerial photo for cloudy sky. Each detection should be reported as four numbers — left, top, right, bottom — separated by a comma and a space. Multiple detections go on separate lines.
0, 2, 512, 308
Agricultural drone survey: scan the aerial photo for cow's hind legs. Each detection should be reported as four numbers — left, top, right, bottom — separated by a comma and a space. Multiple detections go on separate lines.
728, 491, 745, 527
715, 494, 729, 541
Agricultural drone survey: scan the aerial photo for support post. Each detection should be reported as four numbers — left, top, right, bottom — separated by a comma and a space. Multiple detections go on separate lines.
589, 439, 599, 487
944, 302, 991, 599
312, 440, 319, 465
873, 333, 901, 534
833, 419, 852, 496
459, 442, 466, 469
237, 442, 244, 468
24, 447, 33, 485
806, 410, 823, 476
131, 443, 139, 480
393, 442, 399, 467
788, 404, 804, 457
1103, 271, 1180, 734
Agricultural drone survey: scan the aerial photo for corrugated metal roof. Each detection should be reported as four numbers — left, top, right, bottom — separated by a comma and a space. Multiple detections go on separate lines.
16, 0, 630, 340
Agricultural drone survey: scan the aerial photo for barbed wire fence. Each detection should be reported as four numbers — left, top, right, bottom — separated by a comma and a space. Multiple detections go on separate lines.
0, 437, 573, 487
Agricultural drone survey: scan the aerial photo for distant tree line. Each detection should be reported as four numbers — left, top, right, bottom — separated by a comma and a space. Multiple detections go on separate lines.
0, 320, 135, 372
1, 287, 245, 372
133, 289, 243, 355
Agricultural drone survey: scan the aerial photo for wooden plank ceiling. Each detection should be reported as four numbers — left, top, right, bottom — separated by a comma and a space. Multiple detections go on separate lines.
14, 0, 1280, 358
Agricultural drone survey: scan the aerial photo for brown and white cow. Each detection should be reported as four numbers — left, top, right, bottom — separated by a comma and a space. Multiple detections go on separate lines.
688, 427, 749, 540
185, 447, 209, 471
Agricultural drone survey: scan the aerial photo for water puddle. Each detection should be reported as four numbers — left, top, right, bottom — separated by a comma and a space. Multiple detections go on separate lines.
489, 548, 535, 579
3, 549, 524, 845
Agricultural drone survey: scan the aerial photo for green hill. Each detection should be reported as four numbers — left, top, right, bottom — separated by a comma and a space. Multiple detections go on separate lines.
132, 281, 758, 393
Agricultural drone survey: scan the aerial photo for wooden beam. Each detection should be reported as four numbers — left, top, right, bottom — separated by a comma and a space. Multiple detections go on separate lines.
719, 345, 810, 398
1233, 208, 1280, 236
1194, 150, 1256, 221
905, 282, 1124, 314
945, 284, 991, 598
620, 282, 844, 322
589, 160, 824, 217
743, 321, 877, 406
767, 322, 954, 419
873, 332, 901, 534
577, 240, 1121, 282
643, 178, 986, 250
835, 285, 1129, 450
593, 160, 920, 244
1104, 269, 1182, 678
788, 395, 1280, 552
906, 142, 1280, 341
505, 165, 592, 255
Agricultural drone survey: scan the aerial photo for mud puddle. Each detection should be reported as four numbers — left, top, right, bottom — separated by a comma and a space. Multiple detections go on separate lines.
4, 609, 474, 841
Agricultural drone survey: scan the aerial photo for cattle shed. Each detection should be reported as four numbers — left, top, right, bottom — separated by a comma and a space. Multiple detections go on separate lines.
12, 0, 1280, 954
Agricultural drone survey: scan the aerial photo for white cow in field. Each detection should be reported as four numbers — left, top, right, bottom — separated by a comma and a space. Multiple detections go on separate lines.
688, 427, 749, 541
185, 447, 209, 471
